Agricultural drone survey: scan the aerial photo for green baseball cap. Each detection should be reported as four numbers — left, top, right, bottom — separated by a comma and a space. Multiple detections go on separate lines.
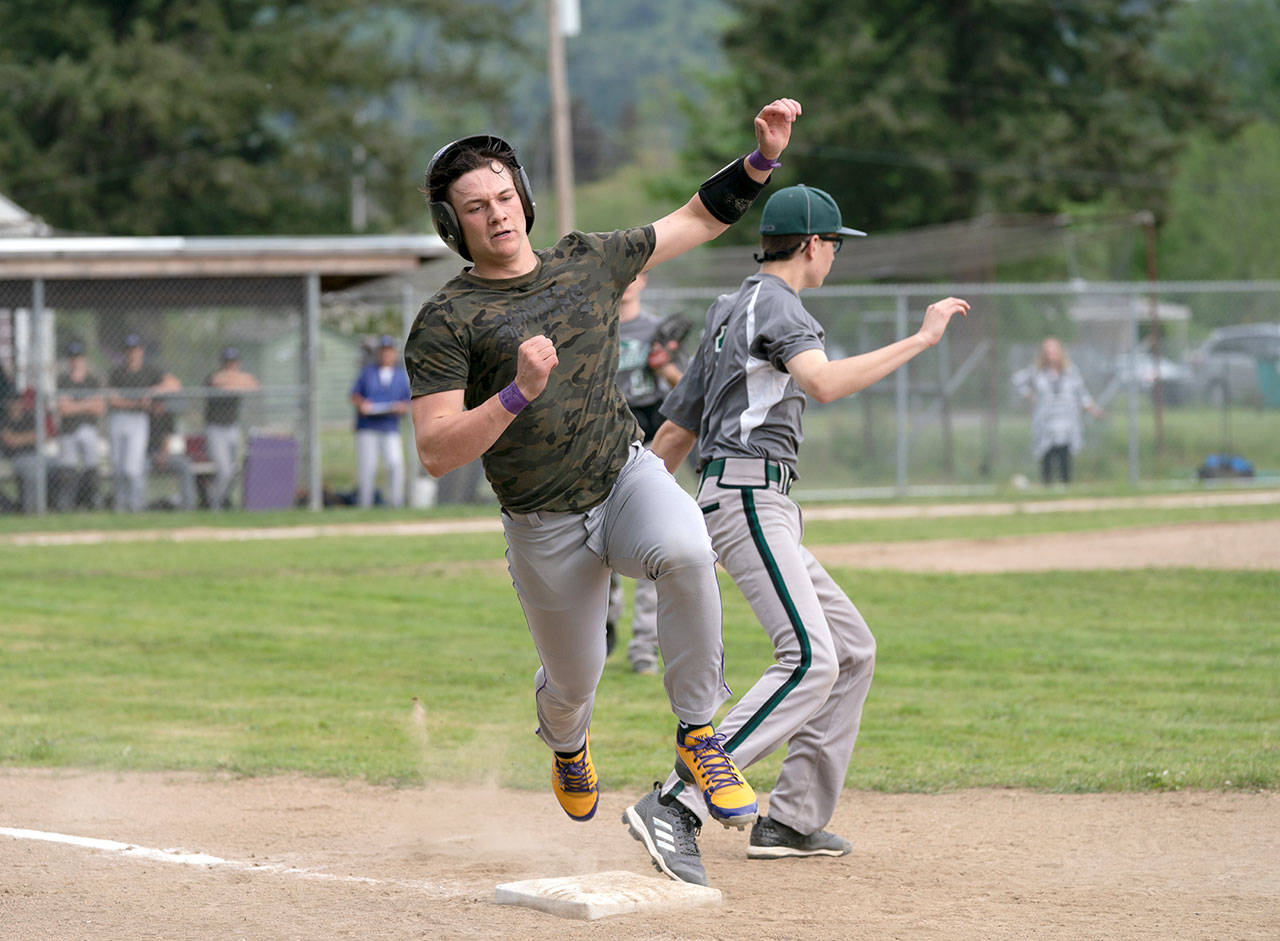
759, 184, 867, 238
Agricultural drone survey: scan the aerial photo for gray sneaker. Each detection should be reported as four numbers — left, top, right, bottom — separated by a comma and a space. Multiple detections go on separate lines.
622, 784, 708, 886
747, 815, 852, 859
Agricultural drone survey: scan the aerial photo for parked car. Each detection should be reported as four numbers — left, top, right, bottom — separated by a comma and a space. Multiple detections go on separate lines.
1189, 323, 1280, 407
1111, 351, 1195, 405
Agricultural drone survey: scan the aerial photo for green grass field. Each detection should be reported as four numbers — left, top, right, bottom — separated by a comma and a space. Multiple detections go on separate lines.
2, 498, 1276, 795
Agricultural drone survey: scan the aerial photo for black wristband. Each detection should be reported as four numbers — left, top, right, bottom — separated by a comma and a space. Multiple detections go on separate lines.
697, 155, 769, 224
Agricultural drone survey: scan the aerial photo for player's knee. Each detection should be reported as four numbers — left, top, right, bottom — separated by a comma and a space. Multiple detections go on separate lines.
780, 641, 839, 702
543, 672, 600, 706
843, 633, 876, 676
651, 536, 716, 576
804, 653, 840, 700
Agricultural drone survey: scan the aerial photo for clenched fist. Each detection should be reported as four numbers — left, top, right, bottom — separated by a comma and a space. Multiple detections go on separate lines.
515, 334, 558, 400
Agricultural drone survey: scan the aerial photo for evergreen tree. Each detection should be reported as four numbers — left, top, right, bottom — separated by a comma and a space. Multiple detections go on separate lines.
700, 0, 1231, 234
1154, 0, 1280, 282
0, 1, 527, 235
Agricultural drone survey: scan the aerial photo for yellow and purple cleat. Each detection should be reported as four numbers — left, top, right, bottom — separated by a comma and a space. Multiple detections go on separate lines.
552, 735, 599, 822
674, 724, 757, 828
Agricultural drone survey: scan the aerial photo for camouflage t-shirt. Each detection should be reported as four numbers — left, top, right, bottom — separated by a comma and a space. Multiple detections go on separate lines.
405, 226, 655, 513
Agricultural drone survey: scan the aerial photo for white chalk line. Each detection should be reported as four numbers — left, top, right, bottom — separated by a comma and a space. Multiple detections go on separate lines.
0, 826, 468, 899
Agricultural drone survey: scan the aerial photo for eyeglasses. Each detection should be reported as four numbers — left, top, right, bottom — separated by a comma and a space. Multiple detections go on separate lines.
816, 234, 844, 254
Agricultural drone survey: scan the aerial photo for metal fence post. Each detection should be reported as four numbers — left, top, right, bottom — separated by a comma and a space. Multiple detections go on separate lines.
32, 277, 47, 514
1127, 298, 1140, 486
895, 291, 909, 495
401, 280, 435, 508
305, 273, 322, 511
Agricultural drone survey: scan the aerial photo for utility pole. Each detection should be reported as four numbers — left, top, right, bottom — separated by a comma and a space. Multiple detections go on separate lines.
350, 144, 368, 233
1139, 210, 1165, 459
547, 0, 577, 236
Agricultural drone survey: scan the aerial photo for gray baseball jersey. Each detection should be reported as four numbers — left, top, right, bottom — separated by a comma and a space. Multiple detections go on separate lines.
661, 273, 824, 474
617, 309, 667, 409
656, 269, 876, 837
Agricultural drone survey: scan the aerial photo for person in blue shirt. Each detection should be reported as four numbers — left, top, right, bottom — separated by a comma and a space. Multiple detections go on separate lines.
350, 335, 412, 507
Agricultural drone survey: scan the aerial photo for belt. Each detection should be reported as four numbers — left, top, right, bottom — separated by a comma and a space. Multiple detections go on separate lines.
700, 457, 793, 494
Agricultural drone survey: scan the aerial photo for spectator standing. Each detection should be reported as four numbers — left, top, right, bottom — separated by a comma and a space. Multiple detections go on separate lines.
204, 346, 259, 510
55, 339, 106, 509
1012, 336, 1104, 486
107, 335, 180, 512
350, 334, 411, 508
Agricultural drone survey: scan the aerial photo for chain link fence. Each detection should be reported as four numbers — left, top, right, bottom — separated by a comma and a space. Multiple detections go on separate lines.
1, 276, 318, 514
3, 276, 1278, 515
644, 280, 1280, 498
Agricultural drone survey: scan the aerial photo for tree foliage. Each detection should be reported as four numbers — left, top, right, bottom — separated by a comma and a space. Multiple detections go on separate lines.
1159, 124, 1280, 283
1151, 0, 1280, 282
698, 0, 1232, 235
0, 1, 528, 235
1159, 0, 1280, 124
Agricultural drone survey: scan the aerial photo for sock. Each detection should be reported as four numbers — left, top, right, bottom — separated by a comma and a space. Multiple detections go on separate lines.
554, 743, 585, 760
677, 720, 711, 744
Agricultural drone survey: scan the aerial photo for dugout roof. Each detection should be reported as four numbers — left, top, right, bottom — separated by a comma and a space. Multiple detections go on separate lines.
0, 234, 452, 307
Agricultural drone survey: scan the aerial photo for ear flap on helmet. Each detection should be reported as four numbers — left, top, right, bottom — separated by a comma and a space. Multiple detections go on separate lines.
428, 199, 469, 260
424, 134, 536, 261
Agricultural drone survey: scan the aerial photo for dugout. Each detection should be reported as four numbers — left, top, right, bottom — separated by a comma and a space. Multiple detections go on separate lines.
0, 234, 450, 513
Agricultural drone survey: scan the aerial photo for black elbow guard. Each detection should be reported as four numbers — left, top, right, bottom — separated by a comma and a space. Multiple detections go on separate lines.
697, 156, 768, 224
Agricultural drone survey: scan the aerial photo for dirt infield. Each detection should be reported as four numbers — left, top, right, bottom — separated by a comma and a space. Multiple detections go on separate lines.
3, 770, 1277, 940
4, 494, 1278, 939
811, 518, 1280, 573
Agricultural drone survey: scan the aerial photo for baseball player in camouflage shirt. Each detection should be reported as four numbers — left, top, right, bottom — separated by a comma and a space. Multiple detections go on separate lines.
405, 99, 801, 834
624, 184, 969, 885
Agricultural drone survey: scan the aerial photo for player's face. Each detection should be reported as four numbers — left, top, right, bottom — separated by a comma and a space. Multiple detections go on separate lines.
448, 162, 528, 268
809, 234, 838, 288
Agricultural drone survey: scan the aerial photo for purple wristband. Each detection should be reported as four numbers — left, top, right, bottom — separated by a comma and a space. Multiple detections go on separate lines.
747, 149, 782, 172
498, 380, 530, 415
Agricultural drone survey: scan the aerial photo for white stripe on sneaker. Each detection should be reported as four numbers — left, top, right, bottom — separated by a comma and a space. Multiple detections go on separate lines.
654, 819, 675, 852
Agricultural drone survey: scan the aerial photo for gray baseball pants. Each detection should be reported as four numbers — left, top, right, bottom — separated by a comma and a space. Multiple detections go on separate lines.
58, 425, 105, 509
501, 442, 729, 754
663, 460, 876, 835
109, 411, 149, 512
356, 428, 405, 507
59, 424, 105, 469
205, 423, 240, 509
607, 574, 660, 672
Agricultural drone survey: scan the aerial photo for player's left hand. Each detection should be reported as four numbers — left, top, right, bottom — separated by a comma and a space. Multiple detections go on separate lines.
754, 98, 802, 162
918, 297, 970, 346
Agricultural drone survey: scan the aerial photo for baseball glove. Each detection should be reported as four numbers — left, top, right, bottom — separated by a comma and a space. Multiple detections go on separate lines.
653, 313, 693, 350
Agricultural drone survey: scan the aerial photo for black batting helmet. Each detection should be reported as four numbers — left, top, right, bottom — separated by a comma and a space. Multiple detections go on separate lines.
423, 134, 535, 261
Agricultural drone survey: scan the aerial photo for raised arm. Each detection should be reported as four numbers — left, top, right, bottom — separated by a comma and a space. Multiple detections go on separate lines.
786, 297, 969, 404
412, 334, 557, 477
645, 99, 801, 272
